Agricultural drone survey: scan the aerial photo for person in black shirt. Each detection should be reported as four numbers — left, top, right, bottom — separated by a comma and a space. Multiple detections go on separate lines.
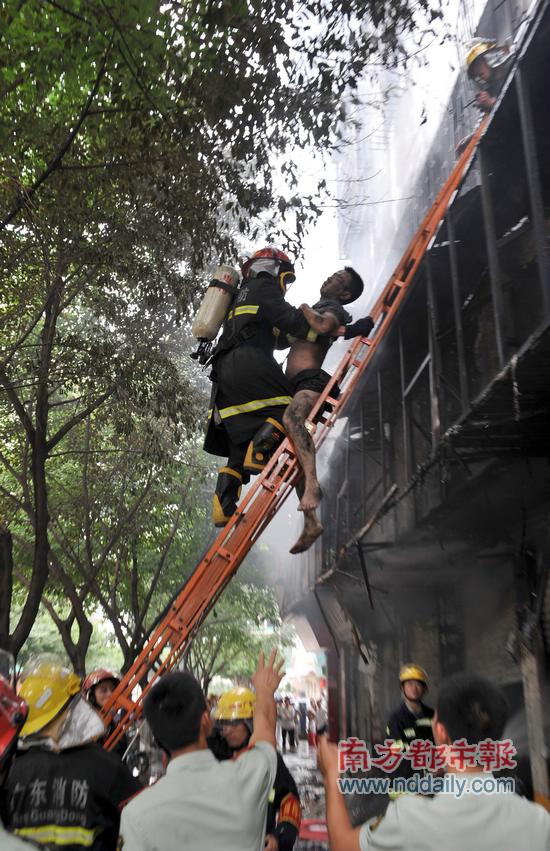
386, 663, 434, 772
5, 657, 141, 851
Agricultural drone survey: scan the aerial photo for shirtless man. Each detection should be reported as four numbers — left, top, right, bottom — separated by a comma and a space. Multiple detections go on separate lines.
282, 268, 374, 553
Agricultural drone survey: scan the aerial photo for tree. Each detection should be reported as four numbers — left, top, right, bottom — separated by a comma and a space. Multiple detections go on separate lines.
1, 0, 437, 658
181, 557, 294, 693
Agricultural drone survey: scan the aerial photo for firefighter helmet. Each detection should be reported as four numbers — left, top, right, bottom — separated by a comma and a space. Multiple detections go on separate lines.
215, 687, 256, 721
399, 663, 428, 687
465, 38, 509, 79
82, 668, 120, 701
241, 247, 296, 291
19, 655, 81, 738
0, 651, 28, 768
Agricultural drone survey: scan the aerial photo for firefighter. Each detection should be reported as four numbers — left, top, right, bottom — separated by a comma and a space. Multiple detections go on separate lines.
0, 651, 35, 850
204, 247, 372, 529
386, 664, 434, 757
455, 38, 512, 156
82, 668, 129, 761
204, 246, 312, 526
209, 687, 301, 851
5, 655, 141, 850
465, 38, 512, 114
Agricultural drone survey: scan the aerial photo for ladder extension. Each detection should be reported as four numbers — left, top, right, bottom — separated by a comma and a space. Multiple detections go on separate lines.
103, 120, 486, 750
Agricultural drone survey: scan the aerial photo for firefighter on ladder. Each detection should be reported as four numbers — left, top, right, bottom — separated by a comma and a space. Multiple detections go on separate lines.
203, 247, 311, 528
203, 246, 370, 541
209, 687, 301, 851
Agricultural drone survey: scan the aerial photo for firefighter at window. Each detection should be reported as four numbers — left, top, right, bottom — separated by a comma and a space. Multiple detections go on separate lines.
465, 38, 512, 114
203, 246, 314, 527
208, 687, 301, 851
386, 664, 434, 758
4, 655, 141, 850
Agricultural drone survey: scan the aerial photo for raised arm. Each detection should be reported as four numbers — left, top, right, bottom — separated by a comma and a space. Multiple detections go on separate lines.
318, 736, 362, 851
249, 649, 285, 749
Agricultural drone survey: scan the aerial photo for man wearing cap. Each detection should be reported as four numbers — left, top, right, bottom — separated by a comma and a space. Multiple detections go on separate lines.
118, 650, 284, 851
386, 664, 434, 762
209, 687, 301, 851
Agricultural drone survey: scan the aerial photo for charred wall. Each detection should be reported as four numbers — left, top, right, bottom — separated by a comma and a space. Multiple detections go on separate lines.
281, 0, 550, 754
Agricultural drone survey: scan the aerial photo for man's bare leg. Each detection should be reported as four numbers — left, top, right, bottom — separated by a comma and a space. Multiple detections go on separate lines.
283, 389, 324, 554
283, 389, 322, 511
289, 479, 323, 554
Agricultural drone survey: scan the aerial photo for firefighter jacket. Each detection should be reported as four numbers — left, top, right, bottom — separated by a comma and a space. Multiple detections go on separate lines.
204, 273, 311, 457
208, 731, 301, 851
5, 744, 141, 850
386, 700, 435, 750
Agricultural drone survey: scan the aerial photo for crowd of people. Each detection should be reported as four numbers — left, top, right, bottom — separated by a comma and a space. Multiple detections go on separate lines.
2, 645, 550, 850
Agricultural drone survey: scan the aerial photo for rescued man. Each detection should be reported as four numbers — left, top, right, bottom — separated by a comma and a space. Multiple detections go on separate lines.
280, 268, 373, 553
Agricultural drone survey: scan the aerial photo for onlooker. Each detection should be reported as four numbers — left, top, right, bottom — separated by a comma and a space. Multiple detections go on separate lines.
119, 650, 284, 851
5, 655, 141, 850
307, 700, 317, 748
318, 673, 550, 850
279, 696, 298, 753
209, 686, 301, 851
315, 697, 328, 736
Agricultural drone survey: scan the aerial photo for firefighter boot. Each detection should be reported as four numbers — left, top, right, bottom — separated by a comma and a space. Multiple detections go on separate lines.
213, 467, 242, 527
244, 417, 286, 474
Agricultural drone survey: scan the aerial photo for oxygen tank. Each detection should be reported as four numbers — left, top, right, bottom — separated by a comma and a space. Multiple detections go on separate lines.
192, 265, 240, 342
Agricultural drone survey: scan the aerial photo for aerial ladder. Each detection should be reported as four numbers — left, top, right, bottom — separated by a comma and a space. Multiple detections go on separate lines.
104, 120, 487, 751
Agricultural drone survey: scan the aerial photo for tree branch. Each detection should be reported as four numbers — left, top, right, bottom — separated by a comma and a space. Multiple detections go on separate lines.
0, 35, 113, 231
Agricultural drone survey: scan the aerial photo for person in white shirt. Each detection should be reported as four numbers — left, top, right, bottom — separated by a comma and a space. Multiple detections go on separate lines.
119, 649, 284, 851
318, 672, 550, 851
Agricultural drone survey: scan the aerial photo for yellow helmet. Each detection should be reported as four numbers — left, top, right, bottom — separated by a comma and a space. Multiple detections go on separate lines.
465, 38, 497, 76
215, 687, 256, 721
19, 656, 81, 738
399, 664, 428, 687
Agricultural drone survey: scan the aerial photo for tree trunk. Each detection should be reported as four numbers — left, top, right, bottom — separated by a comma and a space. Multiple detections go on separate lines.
0, 525, 13, 650
10, 440, 50, 655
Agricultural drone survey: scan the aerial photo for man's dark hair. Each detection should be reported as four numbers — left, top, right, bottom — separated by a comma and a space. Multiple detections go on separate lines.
436, 673, 508, 744
144, 671, 206, 753
343, 267, 364, 304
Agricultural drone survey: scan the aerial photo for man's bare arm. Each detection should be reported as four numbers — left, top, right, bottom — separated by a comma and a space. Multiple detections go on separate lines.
318, 736, 362, 851
299, 304, 340, 335
249, 649, 284, 748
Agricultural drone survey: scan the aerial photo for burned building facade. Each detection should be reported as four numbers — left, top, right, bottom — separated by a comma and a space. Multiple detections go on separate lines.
280, 0, 550, 802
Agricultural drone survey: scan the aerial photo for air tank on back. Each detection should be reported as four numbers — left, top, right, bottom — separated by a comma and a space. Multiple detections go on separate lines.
190, 264, 240, 364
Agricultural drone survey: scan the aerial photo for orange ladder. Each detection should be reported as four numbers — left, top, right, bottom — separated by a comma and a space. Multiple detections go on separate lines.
103, 120, 486, 750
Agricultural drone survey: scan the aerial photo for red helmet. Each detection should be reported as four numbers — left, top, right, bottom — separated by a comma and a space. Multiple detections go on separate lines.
0, 674, 28, 768
241, 247, 295, 289
82, 668, 120, 701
